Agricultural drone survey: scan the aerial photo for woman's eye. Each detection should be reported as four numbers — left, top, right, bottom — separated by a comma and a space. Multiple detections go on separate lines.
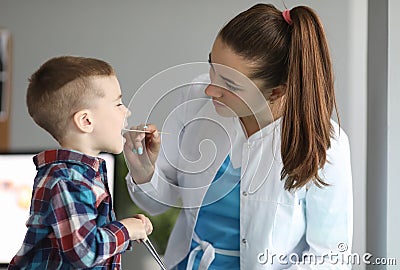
227, 84, 240, 91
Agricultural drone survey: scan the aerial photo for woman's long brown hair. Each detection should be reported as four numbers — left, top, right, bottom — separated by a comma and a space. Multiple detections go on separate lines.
219, 4, 339, 191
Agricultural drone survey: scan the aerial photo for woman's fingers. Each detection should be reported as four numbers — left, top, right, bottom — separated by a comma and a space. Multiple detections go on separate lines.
125, 123, 160, 157
123, 123, 160, 183
140, 124, 161, 162
124, 124, 146, 155
133, 133, 146, 155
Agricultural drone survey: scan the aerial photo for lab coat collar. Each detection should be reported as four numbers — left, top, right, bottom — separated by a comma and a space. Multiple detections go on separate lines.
229, 117, 282, 169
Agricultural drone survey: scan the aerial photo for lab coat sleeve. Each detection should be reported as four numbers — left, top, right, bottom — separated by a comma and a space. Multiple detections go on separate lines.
125, 165, 179, 216
125, 101, 186, 216
126, 74, 210, 216
286, 126, 353, 269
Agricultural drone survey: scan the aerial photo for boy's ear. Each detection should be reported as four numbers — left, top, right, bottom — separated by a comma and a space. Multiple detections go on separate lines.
73, 109, 94, 133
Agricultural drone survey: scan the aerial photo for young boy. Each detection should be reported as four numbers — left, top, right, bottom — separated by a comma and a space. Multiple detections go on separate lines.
8, 56, 153, 269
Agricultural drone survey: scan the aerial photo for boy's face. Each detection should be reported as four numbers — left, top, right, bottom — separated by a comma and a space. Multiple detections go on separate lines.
89, 75, 129, 155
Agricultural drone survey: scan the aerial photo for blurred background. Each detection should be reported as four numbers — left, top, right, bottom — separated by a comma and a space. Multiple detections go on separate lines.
0, 0, 398, 269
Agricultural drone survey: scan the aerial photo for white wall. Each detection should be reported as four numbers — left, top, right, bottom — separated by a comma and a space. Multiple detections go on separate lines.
0, 0, 368, 269
347, 2, 368, 268
387, 0, 400, 266
366, 1, 400, 269
366, 1, 388, 269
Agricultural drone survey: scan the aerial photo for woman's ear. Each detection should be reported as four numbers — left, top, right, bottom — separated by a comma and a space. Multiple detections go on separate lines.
73, 110, 94, 133
269, 85, 286, 102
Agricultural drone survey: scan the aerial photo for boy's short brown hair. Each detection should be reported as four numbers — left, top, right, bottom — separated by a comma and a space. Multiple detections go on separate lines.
27, 56, 115, 142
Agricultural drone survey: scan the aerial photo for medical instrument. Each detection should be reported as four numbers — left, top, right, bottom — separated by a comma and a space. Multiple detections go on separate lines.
141, 238, 167, 270
122, 128, 170, 135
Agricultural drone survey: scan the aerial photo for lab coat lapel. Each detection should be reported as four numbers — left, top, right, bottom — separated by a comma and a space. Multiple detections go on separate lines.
178, 100, 236, 207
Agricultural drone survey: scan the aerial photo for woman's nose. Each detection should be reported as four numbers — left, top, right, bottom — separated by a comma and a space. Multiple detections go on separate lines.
204, 84, 223, 98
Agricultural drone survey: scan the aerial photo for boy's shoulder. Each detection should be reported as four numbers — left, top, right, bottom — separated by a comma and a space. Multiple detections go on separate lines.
33, 149, 104, 189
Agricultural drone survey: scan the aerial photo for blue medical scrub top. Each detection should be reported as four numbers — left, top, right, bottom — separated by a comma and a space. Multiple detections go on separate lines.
178, 155, 241, 270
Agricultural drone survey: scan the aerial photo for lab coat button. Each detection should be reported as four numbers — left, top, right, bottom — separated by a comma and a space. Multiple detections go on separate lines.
242, 191, 248, 196
242, 238, 247, 244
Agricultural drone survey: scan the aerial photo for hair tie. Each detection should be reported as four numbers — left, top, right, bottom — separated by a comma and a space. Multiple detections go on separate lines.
282, 9, 293, 25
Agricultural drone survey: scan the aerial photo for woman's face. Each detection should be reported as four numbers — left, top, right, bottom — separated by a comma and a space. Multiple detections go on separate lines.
205, 37, 271, 118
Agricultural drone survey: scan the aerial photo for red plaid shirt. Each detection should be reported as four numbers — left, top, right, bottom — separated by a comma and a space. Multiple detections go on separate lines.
9, 149, 131, 269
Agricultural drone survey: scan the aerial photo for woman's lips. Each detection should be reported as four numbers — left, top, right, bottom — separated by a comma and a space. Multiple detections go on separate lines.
212, 99, 225, 107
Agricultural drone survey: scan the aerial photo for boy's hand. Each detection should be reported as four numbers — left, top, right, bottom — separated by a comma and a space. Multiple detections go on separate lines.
123, 124, 161, 184
133, 213, 153, 235
119, 214, 153, 241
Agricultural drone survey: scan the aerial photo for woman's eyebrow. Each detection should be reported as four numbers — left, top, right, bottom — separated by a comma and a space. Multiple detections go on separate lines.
209, 52, 243, 88
208, 53, 215, 72
220, 75, 243, 88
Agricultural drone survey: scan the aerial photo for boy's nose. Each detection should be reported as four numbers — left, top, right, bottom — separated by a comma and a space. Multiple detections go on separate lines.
125, 108, 132, 117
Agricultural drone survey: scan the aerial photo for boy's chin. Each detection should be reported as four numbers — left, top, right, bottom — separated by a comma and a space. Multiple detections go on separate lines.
107, 138, 125, 155
103, 145, 123, 155
110, 147, 123, 155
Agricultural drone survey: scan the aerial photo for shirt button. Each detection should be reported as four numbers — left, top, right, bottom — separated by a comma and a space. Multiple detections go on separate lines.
247, 144, 252, 149
242, 191, 248, 196
242, 238, 247, 244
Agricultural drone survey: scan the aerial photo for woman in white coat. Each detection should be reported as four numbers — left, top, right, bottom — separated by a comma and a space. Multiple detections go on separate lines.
124, 3, 353, 269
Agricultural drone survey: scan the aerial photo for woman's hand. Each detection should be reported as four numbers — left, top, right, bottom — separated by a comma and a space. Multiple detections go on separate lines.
123, 124, 161, 184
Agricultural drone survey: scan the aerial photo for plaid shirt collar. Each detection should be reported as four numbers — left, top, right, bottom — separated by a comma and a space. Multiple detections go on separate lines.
33, 149, 105, 172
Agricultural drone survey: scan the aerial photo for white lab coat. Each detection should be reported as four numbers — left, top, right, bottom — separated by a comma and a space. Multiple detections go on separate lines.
126, 74, 353, 269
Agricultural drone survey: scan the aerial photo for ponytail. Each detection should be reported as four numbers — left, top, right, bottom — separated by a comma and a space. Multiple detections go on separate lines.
281, 6, 339, 191
217, 4, 339, 191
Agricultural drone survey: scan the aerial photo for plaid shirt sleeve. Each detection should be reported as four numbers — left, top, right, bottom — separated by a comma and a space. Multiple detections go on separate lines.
47, 178, 130, 268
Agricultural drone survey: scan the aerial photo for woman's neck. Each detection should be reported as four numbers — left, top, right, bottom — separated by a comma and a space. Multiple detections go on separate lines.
239, 99, 283, 138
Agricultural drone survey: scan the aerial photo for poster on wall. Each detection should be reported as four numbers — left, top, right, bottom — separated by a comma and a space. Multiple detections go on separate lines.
0, 29, 11, 122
